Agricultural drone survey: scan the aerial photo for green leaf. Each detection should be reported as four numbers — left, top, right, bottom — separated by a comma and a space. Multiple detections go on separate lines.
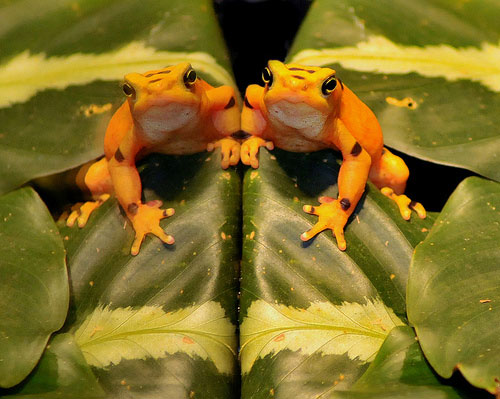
240, 149, 435, 398
240, 297, 405, 375
0, 187, 68, 388
328, 326, 479, 399
408, 177, 500, 395
288, 0, 500, 181
58, 152, 240, 398
75, 301, 236, 375
0, 0, 236, 195
0, 333, 105, 399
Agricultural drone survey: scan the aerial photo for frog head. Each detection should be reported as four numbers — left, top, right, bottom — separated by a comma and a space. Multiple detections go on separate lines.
262, 60, 342, 138
121, 62, 202, 135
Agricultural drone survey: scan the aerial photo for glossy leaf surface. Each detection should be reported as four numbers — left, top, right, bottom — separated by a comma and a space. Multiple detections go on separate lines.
329, 326, 488, 399
408, 177, 500, 394
0, 187, 68, 388
288, 0, 500, 181
0, 333, 105, 398
240, 149, 435, 398
58, 152, 240, 398
0, 0, 235, 195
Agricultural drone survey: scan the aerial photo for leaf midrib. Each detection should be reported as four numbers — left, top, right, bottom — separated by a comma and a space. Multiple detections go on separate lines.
240, 323, 387, 353
80, 326, 236, 353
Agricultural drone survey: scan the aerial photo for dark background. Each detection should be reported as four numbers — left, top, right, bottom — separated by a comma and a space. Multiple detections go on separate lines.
213, 0, 475, 212
213, 0, 313, 93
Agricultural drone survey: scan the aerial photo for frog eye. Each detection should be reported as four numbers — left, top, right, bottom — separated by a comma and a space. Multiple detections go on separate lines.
321, 76, 337, 96
183, 68, 197, 88
122, 82, 136, 98
262, 67, 273, 86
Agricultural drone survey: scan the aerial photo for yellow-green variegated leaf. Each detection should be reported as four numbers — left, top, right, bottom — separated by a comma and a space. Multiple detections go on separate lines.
0, 0, 240, 396
0, 0, 236, 195
240, 149, 436, 398
240, 297, 404, 375
75, 302, 236, 374
328, 326, 472, 399
288, 0, 500, 181
54, 152, 240, 398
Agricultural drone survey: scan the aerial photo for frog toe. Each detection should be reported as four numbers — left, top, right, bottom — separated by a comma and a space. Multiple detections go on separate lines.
131, 228, 174, 256
241, 136, 273, 168
240, 142, 256, 168
300, 219, 347, 251
381, 187, 426, 220
300, 221, 328, 241
409, 200, 426, 219
208, 137, 240, 169
66, 207, 81, 227
66, 194, 110, 228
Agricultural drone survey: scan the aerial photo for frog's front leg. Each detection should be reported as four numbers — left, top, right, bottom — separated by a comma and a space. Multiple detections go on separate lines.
369, 147, 426, 220
301, 120, 371, 251
240, 85, 274, 168
109, 132, 174, 256
205, 85, 241, 169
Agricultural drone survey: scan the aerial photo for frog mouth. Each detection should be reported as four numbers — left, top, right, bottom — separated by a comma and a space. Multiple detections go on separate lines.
268, 101, 326, 137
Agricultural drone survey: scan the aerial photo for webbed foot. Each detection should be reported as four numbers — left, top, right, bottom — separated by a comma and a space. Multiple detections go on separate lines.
301, 196, 350, 251
381, 187, 426, 220
128, 200, 175, 256
207, 137, 240, 169
240, 136, 274, 168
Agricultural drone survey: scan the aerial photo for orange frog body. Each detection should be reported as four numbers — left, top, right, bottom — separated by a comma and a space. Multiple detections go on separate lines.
241, 60, 425, 251
67, 62, 240, 255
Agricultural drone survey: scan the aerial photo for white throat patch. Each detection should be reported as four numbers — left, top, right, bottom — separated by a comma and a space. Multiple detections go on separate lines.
268, 101, 326, 138
138, 103, 197, 142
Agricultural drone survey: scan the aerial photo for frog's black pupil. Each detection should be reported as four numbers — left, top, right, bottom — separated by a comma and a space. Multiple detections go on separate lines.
322, 77, 337, 95
122, 83, 135, 97
262, 67, 273, 86
184, 69, 197, 86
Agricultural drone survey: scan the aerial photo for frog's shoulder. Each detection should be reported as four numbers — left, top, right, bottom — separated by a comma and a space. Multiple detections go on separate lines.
196, 77, 215, 91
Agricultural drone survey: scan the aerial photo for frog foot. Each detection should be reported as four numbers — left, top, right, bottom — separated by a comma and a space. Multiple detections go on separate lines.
301, 196, 350, 251
66, 194, 111, 228
240, 136, 274, 168
207, 137, 240, 169
128, 200, 175, 256
380, 187, 426, 220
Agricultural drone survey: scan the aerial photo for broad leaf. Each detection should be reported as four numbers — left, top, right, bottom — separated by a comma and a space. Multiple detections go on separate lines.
288, 0, 500, 181
408, 177, 500, 395
58, 152, 240, 398
240, 149, 435, 398
0, 333, 105, 398
75, 302, 236, 375
0, 0, 236, 195
329, 326, 488, 399
0, 187, 68, 388
241, 298, 405, 375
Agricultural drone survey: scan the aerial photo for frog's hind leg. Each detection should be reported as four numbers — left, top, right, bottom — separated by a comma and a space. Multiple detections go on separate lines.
67, 157, 112, 227
369, 147, 426, 220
